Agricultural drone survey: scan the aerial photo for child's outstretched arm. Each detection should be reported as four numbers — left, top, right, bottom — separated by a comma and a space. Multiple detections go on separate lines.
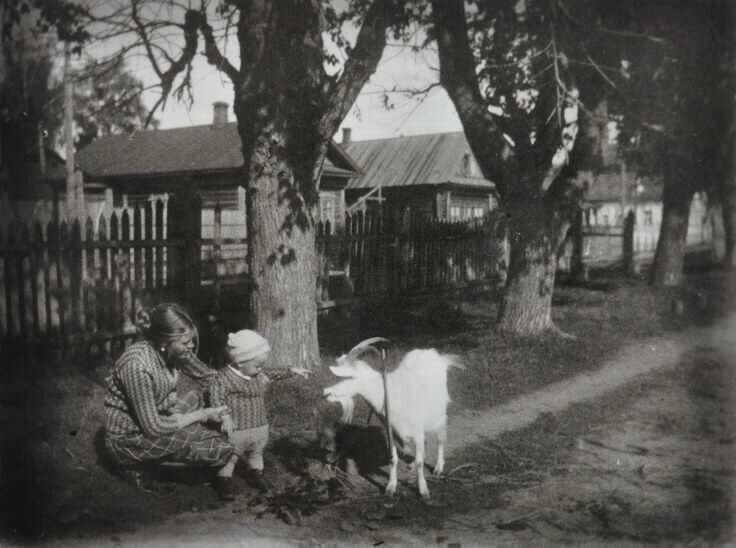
260, 366, 311, 384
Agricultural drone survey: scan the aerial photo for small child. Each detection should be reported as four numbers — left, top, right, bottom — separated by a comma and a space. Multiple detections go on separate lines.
209, 329, 308, 500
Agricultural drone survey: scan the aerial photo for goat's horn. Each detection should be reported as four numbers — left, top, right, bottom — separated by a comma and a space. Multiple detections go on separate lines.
347, 336, 390, 361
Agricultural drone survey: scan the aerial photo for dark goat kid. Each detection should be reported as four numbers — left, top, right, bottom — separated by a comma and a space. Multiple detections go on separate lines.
313, 399, 391, 474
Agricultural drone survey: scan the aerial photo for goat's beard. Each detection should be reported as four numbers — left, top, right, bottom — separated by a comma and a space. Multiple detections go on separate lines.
327, 395, 355, 423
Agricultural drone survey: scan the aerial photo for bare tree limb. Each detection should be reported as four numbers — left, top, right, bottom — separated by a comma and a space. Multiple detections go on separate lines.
130, 5, 203, 125
320, 0, 396, 140
430, 0, 512, 195
198, 12, 240, 84
144, 93, 166, 128
131, 0, 163, 79
556, 0, 667, 45
361, 81, 440, 97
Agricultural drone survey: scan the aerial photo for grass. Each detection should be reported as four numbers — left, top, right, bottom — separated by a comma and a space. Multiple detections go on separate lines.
1, 267, 732, 543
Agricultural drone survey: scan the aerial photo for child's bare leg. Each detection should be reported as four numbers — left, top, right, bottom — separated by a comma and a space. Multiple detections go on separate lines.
246, 425, 269, 472
217, 454, 239, 477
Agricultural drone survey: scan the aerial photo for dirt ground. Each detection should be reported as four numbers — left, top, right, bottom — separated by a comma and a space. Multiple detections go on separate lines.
1, 272, 735, 546
59, 317, 733, 547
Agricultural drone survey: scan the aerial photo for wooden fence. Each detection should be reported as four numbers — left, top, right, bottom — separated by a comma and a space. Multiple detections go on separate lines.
0, 201, 504, 355
558, 209, 714, 274
0, 199, 175, 355
316, 210, 505, 305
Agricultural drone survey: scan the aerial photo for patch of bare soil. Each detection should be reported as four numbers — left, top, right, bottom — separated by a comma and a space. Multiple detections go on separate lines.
453, 345, 736, 545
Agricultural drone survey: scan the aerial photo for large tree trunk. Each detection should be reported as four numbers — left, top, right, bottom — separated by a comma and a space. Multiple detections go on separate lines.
722, 176, 736, 269
430, 0, 581, 336
650, 182, 694, 286
499, 196, 570, 334
500, 232, 557, 334
246, 138, 320, 369
721, 103, 736, 268
233, 1, 326, 370
228, 0, 390, 369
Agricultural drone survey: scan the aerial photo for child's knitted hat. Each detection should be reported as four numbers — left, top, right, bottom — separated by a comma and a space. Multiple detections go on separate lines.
226, 330, 271, 363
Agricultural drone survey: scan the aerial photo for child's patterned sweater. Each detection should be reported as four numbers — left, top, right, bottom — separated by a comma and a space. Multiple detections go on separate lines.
208, 367, 293, 430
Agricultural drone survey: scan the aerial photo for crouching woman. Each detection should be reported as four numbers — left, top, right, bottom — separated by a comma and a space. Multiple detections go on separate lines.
103, 303, 234, 492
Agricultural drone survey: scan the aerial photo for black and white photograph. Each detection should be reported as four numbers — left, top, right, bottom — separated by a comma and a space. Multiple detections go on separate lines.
1, 0, 734, 545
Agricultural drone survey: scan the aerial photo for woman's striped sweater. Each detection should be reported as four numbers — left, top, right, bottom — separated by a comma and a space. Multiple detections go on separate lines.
104, 341, 180, 438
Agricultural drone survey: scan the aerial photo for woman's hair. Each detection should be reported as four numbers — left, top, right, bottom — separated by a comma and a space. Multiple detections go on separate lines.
136, 303, 198, 350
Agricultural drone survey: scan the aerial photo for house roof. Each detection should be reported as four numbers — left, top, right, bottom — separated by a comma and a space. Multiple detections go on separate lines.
344, 132, 495, 190
585, 171, 663, 203
77, 122, 357, 180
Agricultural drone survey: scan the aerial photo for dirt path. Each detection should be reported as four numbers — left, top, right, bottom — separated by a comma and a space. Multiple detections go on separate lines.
446, 314, 736, 458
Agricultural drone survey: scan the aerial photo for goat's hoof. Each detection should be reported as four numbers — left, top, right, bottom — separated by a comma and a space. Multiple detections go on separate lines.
419, 489, 431, 501
432, 467, 444, 476
385, 484, 397, 498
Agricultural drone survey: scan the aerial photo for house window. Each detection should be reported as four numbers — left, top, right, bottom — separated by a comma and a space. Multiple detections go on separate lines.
587, 208, 597, 226
450, 206, 461, 221
643, 209, 653, 225
472, 207, 484, 218
463, 207, 473, 219
602, 214, 609, 226
320, 194, 336, 227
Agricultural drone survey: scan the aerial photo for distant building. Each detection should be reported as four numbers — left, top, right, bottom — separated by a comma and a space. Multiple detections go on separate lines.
77, 101, 360, 236
342, 130, 496, 227
582, 170, 711, 256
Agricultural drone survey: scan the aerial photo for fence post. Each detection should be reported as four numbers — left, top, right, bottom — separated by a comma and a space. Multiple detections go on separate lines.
84, 217, 97, 334
570, 209, 588, 281
167, 188, 201, 311
212, 201, 223, 313
70, 219, 83, 336
623, 210, 638, 275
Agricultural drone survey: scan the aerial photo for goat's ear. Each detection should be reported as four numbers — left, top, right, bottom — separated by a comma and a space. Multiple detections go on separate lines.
445, 353, 466, 370
329, 364, 355, 378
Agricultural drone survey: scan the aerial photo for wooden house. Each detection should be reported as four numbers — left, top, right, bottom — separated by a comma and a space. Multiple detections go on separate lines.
583, 171, 711, 253
76, 102, 360, 238
342, 130, 497, 228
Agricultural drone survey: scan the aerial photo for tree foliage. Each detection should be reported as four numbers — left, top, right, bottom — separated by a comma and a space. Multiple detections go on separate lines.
428, 0, 629, 334
0, 0, 88, 194
54, 58, 154, 150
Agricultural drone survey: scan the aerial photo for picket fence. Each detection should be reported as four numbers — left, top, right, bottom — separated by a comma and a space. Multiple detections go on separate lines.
0, 199, 174, 354
0, 202, 504, 354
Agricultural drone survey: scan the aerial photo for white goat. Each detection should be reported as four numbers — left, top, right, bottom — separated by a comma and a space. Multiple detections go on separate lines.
322, 343, 461, 499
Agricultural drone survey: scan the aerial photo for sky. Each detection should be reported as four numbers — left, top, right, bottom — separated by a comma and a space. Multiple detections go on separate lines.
126, 36, 463, 143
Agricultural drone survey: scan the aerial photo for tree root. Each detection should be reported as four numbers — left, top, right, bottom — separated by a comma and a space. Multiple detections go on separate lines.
549, 324, 577, 340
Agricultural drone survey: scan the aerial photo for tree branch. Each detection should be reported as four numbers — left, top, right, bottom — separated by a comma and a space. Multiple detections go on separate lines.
198, 12, 240, 84
131, 0, 163, 79
361, 81, 440, 97
430, 0, 512, 196
130, 5, 203, 123
320, 0, 395, 140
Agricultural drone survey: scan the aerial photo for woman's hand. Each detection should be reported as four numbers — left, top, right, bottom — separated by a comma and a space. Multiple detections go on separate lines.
200, 406, 229, 423
221, 414, 234, 436
172, 406, 229, 429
